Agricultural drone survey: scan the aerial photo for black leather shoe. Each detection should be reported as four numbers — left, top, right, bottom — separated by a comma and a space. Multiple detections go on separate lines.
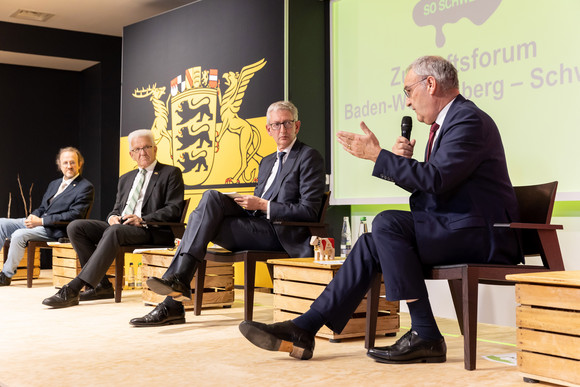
0, 272, 11, 286
239, 320, 315, 360
367, 330, 446, 364
129, 303, 186, 327
42, 285, 80, 308
80, 283, 115, 301
146, 276, 191, 301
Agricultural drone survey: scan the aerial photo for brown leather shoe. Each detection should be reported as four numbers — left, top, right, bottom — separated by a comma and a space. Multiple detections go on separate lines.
367, 330, 446, 364
239, 320, 315, 360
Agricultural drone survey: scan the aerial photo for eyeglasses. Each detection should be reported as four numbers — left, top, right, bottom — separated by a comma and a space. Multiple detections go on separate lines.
403, 77, 428, 98
269, 120, 295, 131
130, 145, 153, 154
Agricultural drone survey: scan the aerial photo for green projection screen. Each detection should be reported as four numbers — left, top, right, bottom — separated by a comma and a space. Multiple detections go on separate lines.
331, 0, 580, 204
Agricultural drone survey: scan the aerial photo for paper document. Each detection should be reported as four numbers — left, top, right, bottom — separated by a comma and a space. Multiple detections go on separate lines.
224, 192, 242, 199
314, 259, 345, 265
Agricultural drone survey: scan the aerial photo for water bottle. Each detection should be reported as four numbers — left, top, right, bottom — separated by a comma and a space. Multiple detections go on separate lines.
135, 262, 142, 288
340, 216, 352, 258
126, 262, 135, 289
358, 216, 368, 240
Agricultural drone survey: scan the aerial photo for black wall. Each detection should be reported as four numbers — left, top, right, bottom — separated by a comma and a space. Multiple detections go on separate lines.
289, 0, 349, 243
0, 22, 122, 220
0, 64, 80, 217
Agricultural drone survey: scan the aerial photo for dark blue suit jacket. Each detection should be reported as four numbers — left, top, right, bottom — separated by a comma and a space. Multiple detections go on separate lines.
254, 140, 326, 257
372, 95, 523, 265
31, 175, 94, 240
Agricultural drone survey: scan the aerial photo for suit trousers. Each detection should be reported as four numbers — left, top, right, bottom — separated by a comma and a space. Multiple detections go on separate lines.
0, 218, 53, 277
164, 190, 284, 285
68, 219, 172, 287
309, 210, 430, 333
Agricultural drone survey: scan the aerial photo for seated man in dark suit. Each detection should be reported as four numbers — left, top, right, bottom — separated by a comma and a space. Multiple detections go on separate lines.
130, 100, 326, 327
0, 147, 94, 286
239, 56, 523, 364
42, 129, 184, 308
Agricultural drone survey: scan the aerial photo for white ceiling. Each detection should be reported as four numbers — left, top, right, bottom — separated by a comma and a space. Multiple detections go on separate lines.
0, 0, 199, 70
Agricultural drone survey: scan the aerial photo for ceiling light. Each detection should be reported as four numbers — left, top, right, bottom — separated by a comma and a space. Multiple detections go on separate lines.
10, 9, 54, 22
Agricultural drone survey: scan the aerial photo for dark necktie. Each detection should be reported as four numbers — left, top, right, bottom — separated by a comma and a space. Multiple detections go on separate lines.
262, 151, 285, 200
426, 123, 440, 161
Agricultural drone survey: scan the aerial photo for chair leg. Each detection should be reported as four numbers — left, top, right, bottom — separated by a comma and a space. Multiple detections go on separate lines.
2, 240, 8, 263
27, 243, 36, 288
114, 252, 124, 303
448, 279, 464, 335
365, 272, 381, 349
194, 260, 207, 316
243, 258, 257, 322
462, 267, 479, 370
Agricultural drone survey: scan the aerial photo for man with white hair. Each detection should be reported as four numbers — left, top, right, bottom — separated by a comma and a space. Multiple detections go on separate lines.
42, 129, 184, 308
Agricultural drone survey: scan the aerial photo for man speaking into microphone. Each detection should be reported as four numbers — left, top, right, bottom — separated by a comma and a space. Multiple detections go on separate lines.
239, 55, 522, 365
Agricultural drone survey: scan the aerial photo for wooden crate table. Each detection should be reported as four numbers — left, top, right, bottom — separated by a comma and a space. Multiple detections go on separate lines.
268, 257, 399, 341
141, 249, 234, 310
506, 271, 580, 387
50, 242, 116, 288
0, 246, 41, 280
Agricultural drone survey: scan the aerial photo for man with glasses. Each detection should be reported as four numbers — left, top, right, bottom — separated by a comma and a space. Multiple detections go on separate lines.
0, 147, 94, 286
239, 56, 522, 364
129, 100, 325, 327
42, 129, 184, 308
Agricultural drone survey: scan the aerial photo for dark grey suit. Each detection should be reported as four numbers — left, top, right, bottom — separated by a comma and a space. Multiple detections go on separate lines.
68, 162, 184, 287
164, 140, 325, 284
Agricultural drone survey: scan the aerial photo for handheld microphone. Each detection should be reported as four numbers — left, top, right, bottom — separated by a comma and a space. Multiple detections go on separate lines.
401, 116, 412, 140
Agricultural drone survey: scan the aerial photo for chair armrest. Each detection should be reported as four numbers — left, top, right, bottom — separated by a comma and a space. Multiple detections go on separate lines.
493, 222, 563, 230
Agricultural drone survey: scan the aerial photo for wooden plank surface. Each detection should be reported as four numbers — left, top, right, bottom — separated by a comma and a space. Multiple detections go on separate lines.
507, 270, 580, 287
516, 306, 580, 335
516, 283, 580, 310
268, 257, 344, 269
53, 256, 79, 269
52, 246, 78, 259
518, 351, 580, 385
273, 265, 335, 284
518, 328, 580, 360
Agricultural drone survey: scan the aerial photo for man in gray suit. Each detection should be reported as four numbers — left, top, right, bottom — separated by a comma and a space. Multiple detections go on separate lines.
0, 147, 94, 286
130, 101, 326, 327
42, 129, 184, 308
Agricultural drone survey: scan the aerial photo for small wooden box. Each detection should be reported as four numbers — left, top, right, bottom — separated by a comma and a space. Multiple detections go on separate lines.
141, 250, 234, 310
50, 243, 116, 288
268, 258, 399, 341
0, 246, 41, 280
507, 271, 580, 387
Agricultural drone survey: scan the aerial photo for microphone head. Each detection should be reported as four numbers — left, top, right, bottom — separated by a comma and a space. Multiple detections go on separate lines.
401, 116, 412, 140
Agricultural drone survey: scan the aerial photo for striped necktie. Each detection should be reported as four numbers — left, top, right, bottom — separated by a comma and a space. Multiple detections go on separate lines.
122, 169, 146, 216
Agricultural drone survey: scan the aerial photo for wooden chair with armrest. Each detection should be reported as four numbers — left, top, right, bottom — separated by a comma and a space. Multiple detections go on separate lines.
365, 181, 565, 370
195, 191, 331, 321
112, 198, 190, 303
